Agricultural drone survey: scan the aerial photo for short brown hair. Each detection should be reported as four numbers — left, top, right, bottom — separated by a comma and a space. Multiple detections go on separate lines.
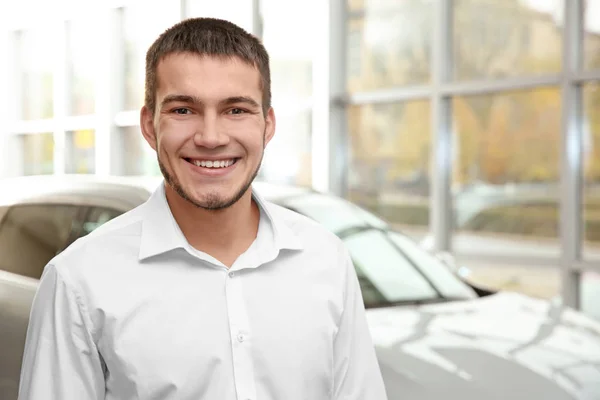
144, 17, 271, 116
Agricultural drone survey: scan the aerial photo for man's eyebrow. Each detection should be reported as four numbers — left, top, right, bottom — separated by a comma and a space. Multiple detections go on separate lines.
160, 94, 202, 108
220, 96, 261, 109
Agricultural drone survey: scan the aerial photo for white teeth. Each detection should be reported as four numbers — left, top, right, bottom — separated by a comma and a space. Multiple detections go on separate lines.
192, 159, 235, 168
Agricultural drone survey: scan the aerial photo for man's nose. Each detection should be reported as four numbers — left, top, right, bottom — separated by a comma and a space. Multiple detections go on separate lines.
193, 114, 230, 148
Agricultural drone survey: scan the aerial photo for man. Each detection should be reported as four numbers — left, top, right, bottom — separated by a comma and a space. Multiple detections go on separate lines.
18, 17, 387, 400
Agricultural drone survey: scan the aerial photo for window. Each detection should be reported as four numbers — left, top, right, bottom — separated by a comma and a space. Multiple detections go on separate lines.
347, 0, 432, 92
122, 2, 179, 111
0, 204, 81, 279
584, 83, 600, 261
348, 101, 431, 232
120, 126, 161, 176
80, 207, 123, 237
584, 0, 600, 70
65, 129, 95, 174
16, 27, 58, 120
186, 0, 253, 33
20, 133, 55, 175
282, 193, 477, 307
344, 229, 439, 305
452, 88, 561, 257
66, 17, 101, 115
259, 111, 312, 187
261, 0, 316, 98
454, 0, 563, 80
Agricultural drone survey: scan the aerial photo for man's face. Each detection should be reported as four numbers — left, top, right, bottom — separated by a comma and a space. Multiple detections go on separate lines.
141, 53, 275, 210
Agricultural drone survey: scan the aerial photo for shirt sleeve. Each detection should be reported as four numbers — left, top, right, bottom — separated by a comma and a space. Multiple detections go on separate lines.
333, 245, 388, 400
18, 263, 105, 400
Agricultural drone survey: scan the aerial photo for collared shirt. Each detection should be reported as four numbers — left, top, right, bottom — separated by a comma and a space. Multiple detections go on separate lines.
18, 182, 387, 400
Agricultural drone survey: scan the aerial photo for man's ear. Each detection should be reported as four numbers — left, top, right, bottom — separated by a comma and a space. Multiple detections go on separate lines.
264, 107, 276, 147
140, 106, 157, 151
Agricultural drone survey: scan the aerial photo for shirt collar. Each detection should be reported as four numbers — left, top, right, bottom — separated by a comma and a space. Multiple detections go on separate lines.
138, 182, 303, 262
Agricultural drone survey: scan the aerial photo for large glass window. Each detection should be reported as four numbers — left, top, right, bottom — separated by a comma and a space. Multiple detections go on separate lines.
120, 126, 161, 176
584, 0, 600, 70
452, 88, 561, 257
186, 0, 254, 33
66, 18, 100, 116
259, 111, 312, 187
16, 28, 58, 120
20, 133, 54, 175
65, 129, 95, 174
584, 83, 600, 261
261, 0, 316, 99
123, 2, 179, 111
454, 0, 563, 80
347, 0, 432, 92
348, 101, 431, 236
0, 204, 80, 279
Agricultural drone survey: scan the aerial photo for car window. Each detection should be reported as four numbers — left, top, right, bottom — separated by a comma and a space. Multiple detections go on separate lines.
0, 204, 80, 279
343, 229, 439, 306
283, 193, 477, 306
80, 207, 123, 236
388, 232, 477, 299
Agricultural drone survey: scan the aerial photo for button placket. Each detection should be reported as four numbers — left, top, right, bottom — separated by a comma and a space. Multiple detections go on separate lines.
224, 268, 256, 400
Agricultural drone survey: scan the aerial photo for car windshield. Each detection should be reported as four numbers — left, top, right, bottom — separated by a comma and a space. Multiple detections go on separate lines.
283, 193, 477, 308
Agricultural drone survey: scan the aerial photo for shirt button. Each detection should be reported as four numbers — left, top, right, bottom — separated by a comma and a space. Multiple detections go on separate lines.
228, 271, 235, 278
237, 333, 245, 342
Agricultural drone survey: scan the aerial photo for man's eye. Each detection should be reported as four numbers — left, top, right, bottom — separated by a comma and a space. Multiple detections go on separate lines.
173, 108, 191, 115
228, 108, 246, 115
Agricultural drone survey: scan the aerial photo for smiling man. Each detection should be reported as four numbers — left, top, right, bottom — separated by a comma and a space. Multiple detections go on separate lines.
18, 18, 387, 400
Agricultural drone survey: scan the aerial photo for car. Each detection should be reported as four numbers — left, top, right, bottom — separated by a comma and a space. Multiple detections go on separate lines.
1, 174, 600, 400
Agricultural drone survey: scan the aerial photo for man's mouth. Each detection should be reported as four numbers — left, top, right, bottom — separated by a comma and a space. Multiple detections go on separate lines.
184, 158, 239, 169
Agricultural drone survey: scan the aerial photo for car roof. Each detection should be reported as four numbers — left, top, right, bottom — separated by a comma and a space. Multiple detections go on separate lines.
0, 174, 316, 207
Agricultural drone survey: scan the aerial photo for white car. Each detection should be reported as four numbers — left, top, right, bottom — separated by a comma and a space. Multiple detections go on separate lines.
1, 175, 600, 400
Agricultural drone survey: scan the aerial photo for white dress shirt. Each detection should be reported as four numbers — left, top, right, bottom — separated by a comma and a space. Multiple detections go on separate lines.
18, 182, 387, 400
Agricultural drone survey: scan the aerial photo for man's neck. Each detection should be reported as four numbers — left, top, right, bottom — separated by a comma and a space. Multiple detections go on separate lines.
164, 184, 260, 267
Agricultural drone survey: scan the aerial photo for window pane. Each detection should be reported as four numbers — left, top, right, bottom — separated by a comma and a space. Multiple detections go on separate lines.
0, 204, 79, 279
262, 0, 316, 98
388, 232, 477, 299
347, 1, 432, 92
187, 0, 253, 33
17, 28, 58, 120
585, 0, 600, 70
452, 88, 561, 257
344, 229, 438, 305
66, 18, 100, 115
80, 207, 122, 237
348, 101, 431, 235
123, 3, 179, 111
120, 126, 161, 176
584, 83, 600, 261
454, 0, 563, 80
17, 133, 54, 175
259, 111, 312, 187
65, 129, 95, 174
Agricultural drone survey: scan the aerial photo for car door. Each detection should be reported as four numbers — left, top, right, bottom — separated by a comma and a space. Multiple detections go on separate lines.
0, 203, 83, 400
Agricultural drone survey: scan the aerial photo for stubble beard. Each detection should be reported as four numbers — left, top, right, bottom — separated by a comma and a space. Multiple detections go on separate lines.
157, 132, 265, 211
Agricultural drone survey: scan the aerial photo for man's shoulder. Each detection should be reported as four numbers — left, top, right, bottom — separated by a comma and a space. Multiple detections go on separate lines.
51, 204, 146, 274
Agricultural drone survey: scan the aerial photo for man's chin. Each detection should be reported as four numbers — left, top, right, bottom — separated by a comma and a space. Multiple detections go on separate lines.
181, 186, 251, 211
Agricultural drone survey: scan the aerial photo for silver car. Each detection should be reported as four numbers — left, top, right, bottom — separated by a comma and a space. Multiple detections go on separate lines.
1, 174, 600, 400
